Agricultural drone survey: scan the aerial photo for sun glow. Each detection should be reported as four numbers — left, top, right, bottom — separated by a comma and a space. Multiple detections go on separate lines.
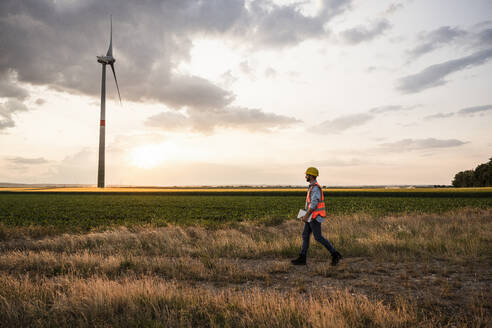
129, 145, 166, 169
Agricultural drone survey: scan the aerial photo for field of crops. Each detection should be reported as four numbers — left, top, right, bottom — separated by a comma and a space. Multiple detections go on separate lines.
1, 188, 491, 236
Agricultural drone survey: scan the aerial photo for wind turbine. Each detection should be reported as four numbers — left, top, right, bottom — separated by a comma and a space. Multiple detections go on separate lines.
96, 16, 121, 188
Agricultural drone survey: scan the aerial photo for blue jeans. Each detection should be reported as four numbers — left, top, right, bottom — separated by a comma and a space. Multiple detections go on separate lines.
300, 219, 336, 256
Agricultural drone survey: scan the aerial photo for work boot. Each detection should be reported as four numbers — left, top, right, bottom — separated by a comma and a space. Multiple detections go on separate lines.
331, 251, 342, 266
291, 255, 306, 265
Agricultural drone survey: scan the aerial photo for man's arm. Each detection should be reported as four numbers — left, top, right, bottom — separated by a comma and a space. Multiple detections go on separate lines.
302, 207, 314, 222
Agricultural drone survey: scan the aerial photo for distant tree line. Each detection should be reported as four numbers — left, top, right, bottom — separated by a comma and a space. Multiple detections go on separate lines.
452, 157, 492, 187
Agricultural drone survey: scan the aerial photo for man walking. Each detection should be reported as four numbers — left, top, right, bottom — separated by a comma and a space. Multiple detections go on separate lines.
291, 167, 342, 266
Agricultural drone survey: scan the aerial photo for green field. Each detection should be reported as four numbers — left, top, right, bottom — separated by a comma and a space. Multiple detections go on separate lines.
1, 189, 491, 236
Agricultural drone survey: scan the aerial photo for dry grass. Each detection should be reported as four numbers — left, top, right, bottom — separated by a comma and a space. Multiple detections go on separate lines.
0, 209, 491, 327
2, 208, 490, 261
0, 274, 419, 328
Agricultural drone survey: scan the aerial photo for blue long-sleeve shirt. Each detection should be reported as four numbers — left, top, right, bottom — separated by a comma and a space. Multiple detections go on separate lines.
305, 180, 325, 223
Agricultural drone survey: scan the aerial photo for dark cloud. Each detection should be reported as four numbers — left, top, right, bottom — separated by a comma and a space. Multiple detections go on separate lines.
397, 47, 492, 93
0, 99, 29, 130
0, 0, 351, 101
400, 21, 492, 92
340, 19, 391, 44
0, 0, 242, 105
0, 116, 14, 130
380, 138, 467, 151
408, 26, 467, 59
476, 27, 492, 45
146, 107, 301, 134
155, 75, 234, 110
423, 112, 455, 120
246, 0, 351, 47
0, 72, 29, 100
1, 99, 29, 113
471, 21, 492, 48
0, 0, 351, 132
458, 104, 492, 115
6, 157, 49, 165
407, 21, 492, 61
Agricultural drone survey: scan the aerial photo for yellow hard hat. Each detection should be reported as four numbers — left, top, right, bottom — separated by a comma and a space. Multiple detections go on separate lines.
305, 167, 319, 177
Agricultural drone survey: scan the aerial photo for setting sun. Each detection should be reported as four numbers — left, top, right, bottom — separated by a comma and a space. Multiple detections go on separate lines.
129, 145, 166, 169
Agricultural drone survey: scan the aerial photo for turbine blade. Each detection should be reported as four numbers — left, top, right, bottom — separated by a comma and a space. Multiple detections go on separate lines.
110, 63, 122, 103
106, 15, 113, 57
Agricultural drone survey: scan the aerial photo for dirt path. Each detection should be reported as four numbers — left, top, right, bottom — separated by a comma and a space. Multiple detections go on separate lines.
184, 256, 492, 319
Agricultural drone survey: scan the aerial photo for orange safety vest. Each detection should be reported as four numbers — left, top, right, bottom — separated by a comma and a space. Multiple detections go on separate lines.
306, 182, 326, 219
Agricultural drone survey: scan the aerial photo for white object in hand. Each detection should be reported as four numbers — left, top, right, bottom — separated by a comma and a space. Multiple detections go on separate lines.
297, 209, 312, 222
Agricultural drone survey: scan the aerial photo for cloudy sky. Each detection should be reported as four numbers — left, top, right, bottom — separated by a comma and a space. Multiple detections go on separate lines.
1, 0, 491, 186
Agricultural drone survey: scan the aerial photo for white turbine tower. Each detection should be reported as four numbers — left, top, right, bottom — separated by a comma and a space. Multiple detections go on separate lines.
96, 16, 121, 188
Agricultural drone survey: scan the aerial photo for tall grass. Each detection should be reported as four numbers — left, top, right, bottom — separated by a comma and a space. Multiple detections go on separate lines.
2, 208, 490, 261
0, 274, 418, 328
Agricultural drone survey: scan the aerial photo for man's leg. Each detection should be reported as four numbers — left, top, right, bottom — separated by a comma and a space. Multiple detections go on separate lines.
292, 222, 311, 265
300, 222, 312, 256
310, 220, 337, 254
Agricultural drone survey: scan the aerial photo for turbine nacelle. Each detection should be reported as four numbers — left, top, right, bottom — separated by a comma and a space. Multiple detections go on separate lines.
96, 16, 121, 103
97, 55, 115, 65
